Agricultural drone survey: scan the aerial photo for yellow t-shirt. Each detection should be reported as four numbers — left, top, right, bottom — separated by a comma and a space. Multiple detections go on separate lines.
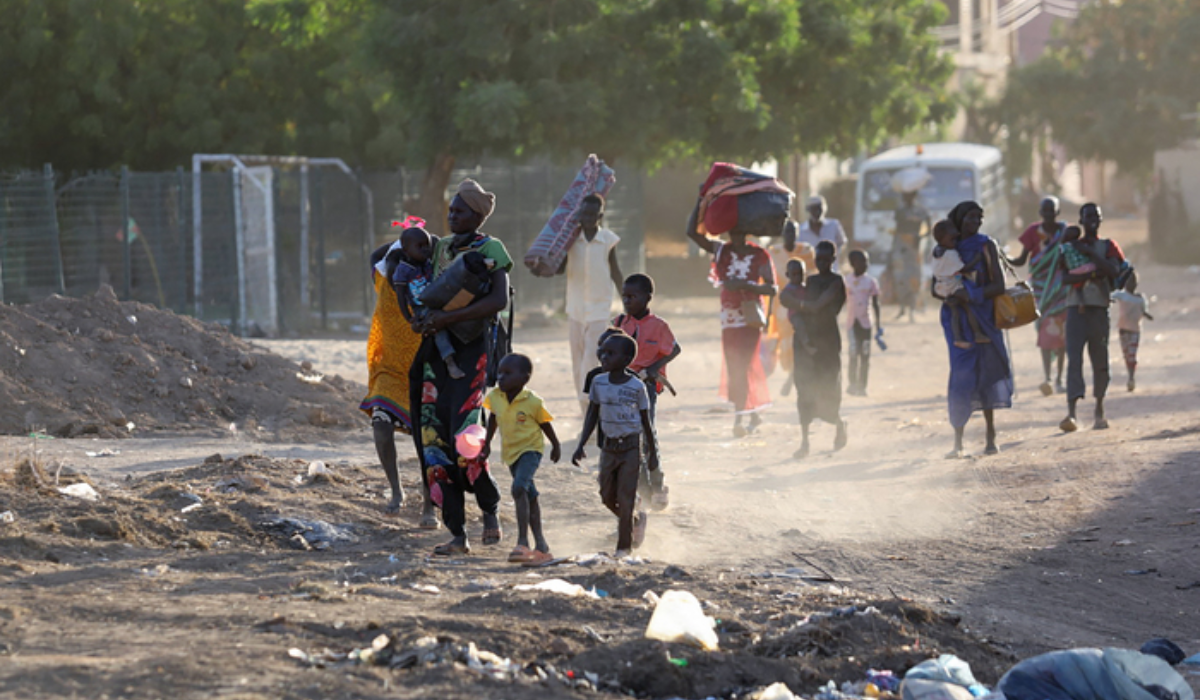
482, 388, 553, 466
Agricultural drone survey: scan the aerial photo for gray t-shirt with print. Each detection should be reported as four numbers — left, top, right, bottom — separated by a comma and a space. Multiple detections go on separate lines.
589, 374, 649, 439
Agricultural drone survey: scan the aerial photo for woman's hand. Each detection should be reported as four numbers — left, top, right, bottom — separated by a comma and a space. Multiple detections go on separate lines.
724, 279, 748, 292
952, 288, 970, 303
416, 309, 448, 335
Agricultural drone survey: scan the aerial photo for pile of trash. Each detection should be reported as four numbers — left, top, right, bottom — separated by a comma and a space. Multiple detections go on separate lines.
288, 634, 616, 692
282, 573, 1200, 700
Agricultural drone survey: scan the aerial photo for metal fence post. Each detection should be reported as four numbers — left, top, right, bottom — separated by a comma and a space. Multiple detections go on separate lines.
0, 180, 6, 304
358, 167, 370, 318
314, 168, 327, 330
299, 163, 310, 310
120, 166, 131, 299
176, 167, 187, 313
43, 164, 66, 295
231, 167, 245, 335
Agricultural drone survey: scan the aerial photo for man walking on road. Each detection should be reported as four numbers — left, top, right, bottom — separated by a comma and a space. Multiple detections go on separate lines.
1060, 203, 1124, 433
563, 193, 623, 413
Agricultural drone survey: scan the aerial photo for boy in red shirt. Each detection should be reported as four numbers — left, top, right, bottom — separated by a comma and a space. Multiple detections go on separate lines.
613, 274, 680, 510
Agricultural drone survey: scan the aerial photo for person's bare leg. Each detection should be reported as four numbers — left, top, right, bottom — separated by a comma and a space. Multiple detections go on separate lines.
983, 409, 998, 454
1094, 397, 1108, 430
372, 420, 404, 514
1060, 397, 1079, 432
794, 423, 811, 459
529, 496, 549, 553
833, 417, 847, 451
1039, 349, 1054, 396
966, 306, 990, 343
512, 489, 530, 549
948, 426, 965, 459
950, 304, 970, 350
1055, 351, 1065, 393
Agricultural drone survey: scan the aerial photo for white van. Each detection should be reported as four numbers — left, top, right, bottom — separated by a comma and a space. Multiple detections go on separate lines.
853, 143, 1010, 267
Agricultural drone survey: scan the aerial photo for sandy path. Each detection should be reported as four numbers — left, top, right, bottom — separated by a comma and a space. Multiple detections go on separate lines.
5, 220, 1199, 666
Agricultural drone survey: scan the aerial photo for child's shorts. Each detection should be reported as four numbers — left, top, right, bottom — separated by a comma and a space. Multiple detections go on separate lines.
508, 451, 542, 498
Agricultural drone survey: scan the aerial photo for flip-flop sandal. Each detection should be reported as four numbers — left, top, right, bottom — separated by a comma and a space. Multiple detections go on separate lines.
521, 550, 554, 567
432, 542, 470, 556
507, 545, 535, 563
482, 527, 502, 546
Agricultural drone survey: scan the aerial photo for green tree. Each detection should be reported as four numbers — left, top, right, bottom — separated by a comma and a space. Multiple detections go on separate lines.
360, 0, 954, 225
0, 0, 369, 170
1001, 0, 1200, 176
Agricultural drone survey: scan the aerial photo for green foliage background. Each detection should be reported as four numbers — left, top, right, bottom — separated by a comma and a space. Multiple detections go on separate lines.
0, 0, 954, 176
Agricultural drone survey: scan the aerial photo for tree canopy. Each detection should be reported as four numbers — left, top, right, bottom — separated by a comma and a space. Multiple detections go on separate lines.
1000, 0, 1200, 176
2, 0, 954, 203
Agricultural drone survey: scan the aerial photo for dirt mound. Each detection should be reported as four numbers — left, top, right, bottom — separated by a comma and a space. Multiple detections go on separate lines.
0, 453, 408, 559
0, 287, 366, 440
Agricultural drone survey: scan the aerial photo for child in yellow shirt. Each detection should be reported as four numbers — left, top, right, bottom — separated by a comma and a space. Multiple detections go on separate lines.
482, 353, 561, 565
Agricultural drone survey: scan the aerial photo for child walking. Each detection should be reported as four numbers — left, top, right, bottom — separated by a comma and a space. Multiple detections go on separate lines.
613, 274, 680, 511
1111, 271, 1153, 392
573, 334, 661, 557
481, 353, 562, 565
843, 250, 882, 396
931, 220, 989, 350
389, 226, 465, 379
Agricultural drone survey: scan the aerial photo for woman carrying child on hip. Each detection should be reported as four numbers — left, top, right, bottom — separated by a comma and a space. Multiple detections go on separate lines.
931, 220, 991, 350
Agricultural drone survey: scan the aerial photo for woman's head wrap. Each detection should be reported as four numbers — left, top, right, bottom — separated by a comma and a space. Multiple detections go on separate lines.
947, 200, 983, 234
1042, 195, 1061, 214
456, 179, 496, 221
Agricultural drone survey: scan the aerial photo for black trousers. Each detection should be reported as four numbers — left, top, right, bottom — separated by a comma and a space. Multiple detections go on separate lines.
1066, 306, 1110, 402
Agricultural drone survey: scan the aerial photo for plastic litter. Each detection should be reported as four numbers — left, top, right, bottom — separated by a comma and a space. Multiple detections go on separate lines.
1181, 653, 1200, 667
513, 578, 599, 599
84, 448, 120, 458
58, 483, 100, 501
0, 511, 14, 524
999, 648, 1195, 700
643, 589, 719, 651
260, 517, 358, 550
752, 681, 801, 700
1140, 638, 1185, 666
902, 678, 977, 700
906, 654, 986, 695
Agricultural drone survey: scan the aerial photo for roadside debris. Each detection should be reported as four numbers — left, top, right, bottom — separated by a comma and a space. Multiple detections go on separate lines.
644, 589, 719, 650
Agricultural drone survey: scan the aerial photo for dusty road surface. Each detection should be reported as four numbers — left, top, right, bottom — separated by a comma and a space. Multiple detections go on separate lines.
1, 222, 1198, 698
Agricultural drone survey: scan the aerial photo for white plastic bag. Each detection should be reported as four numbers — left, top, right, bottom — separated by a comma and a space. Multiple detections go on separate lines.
643, 590, 719, 651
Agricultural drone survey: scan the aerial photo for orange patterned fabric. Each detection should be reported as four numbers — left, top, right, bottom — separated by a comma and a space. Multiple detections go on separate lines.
359, 271, 422, 430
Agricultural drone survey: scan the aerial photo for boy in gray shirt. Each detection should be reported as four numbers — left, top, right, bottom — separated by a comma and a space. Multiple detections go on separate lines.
573, 333, 661, 557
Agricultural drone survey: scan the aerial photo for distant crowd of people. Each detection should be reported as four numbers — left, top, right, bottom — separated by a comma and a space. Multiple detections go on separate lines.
358, 178, 1148, 559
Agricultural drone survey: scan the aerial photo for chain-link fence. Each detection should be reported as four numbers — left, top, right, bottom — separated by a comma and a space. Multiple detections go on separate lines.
0, 160, 645, 335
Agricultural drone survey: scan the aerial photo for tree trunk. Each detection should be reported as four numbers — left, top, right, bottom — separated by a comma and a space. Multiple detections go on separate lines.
412, 153, 456, 235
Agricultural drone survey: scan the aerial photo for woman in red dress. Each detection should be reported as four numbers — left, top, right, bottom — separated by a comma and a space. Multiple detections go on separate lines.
688, 221, 778, 437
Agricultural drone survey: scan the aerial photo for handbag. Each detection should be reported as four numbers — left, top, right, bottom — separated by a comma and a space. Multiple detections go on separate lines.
989, 244, 1040, 330
741, 298, 767, 329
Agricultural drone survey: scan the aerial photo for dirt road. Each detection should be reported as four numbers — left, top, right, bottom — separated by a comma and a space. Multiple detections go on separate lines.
1, 223, 1198, 698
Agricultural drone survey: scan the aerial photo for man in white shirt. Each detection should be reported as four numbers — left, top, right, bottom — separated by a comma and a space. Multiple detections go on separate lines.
795, 195, 847, 270
562, 193, 623, 412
